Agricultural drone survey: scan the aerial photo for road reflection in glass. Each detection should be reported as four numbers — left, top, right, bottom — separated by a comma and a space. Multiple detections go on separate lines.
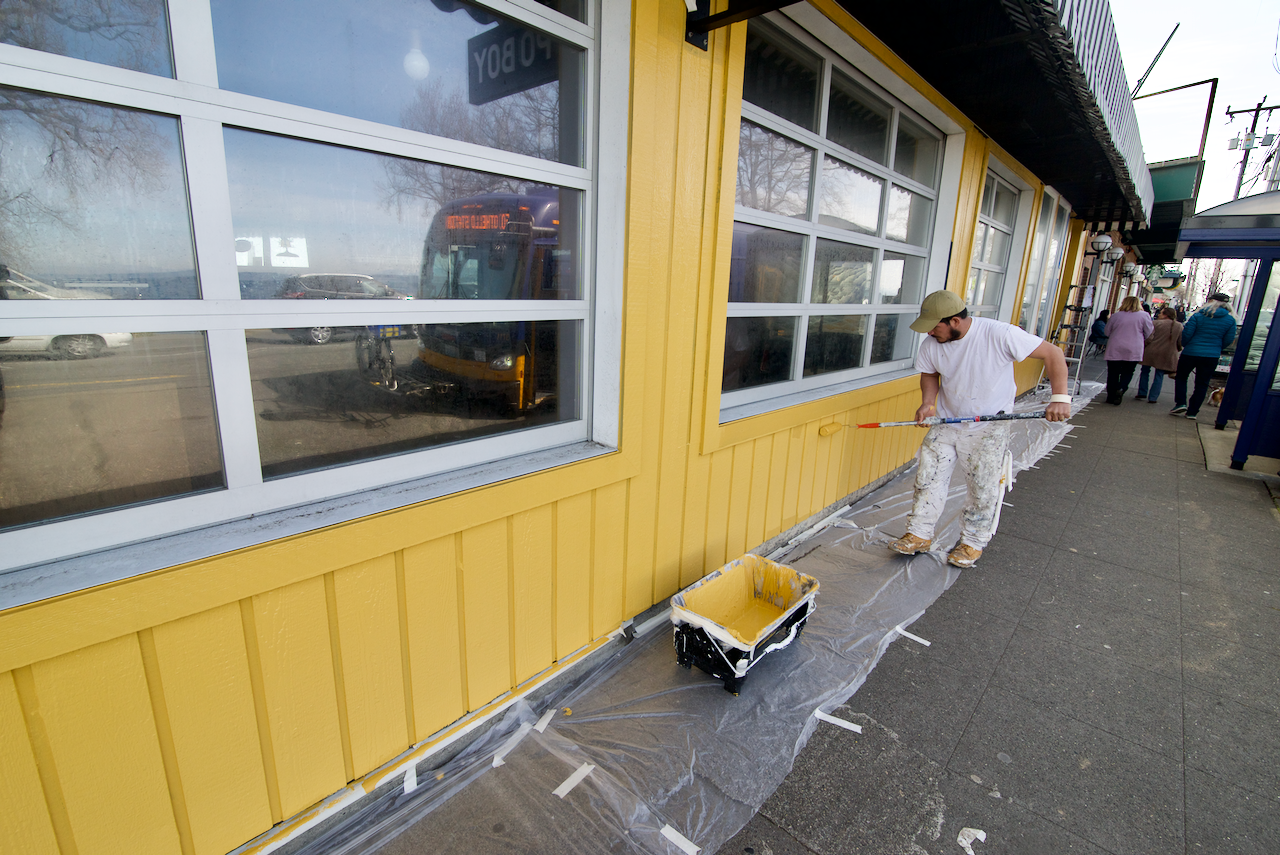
0, 332, 222, 529
247, 322, 579, 478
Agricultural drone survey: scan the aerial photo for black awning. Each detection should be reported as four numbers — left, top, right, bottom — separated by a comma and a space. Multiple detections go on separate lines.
836, 0, 1148, 226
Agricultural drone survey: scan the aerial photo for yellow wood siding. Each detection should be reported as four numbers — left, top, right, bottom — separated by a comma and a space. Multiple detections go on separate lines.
0, 3, 1078, 853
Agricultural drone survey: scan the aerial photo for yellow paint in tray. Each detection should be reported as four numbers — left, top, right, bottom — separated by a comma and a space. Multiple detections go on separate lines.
677, 554, 818, 648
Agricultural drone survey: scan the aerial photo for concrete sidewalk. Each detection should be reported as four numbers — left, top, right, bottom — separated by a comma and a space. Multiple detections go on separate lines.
718, 383, 1280, 854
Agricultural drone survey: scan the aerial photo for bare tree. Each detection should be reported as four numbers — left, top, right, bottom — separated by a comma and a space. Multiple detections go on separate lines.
736, 121, 812, 216
1, 0, 170, 74
381, 79, 561, 218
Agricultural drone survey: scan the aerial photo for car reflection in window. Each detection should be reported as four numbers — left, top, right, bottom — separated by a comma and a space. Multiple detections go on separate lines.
275, 273, 414, 345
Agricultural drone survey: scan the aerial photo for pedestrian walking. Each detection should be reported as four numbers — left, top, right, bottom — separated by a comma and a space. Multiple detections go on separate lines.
1171, 293, 1237, 418
1136, 307, 1181, 404
1088, 309, 1110, 356
1103, 296, 1153, 405
889, 291, 1070, 568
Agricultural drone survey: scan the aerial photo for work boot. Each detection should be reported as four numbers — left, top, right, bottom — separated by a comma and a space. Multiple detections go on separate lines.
947, 542, 983, 568
889, 533, 931, 555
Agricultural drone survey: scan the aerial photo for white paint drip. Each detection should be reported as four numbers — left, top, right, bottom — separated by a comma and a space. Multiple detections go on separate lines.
552, 762, 595, 798
660, 824, 701, 854
957, 827, 987, 854
402, 765, 417, 794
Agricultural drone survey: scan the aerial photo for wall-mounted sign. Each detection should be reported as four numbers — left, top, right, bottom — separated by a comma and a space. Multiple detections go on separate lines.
468, 22, 558, 106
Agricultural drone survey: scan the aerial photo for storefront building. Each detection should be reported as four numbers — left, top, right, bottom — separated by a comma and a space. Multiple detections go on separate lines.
0, 2, 1149, 853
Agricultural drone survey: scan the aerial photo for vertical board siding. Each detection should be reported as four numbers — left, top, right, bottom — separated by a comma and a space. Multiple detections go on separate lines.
511, 506, 555, 684
459, 521, 512, 709
150, 605, 272, 855
28, 636, 181, 855
554, 494, 592, 658
251, 578, 347, 817
591, 482, 628, 638
402, 536, 465, 740
0, 671, 59, 855
332, 557, 410, 776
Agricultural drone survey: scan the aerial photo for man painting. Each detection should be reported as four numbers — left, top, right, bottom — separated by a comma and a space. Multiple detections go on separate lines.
890, 290, 1071, 567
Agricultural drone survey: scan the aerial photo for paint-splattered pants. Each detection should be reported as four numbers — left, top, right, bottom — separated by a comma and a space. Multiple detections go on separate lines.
905, 422, 1011, 550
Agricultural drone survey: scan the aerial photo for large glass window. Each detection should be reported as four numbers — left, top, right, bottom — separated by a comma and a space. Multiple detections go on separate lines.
0, 0, 613, 564
966, 172, 1018, 317
1017, 190, 1073, 335
724, 17, 941, 408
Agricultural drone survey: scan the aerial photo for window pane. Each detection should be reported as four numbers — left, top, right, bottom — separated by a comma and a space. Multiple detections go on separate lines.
870, 314, 913, 363
991, 181, 1018, 226
533, 0, 585, 22
967, 269, 1002, 307
880, 252, 925, 304
982, 227, 1010, 265
1035, 203, 1072, 336
225, 129, 581, 300
743, 20, 820, 132
0, 332, 222, 529
1, 0, 174, 76
1244, 265, 1280, 373
886, 185, 932, 246
818, 157, 881, 234
825, 70, 889, 163
1018, 199, 1055, 329
803, 314, 866, 376
0, 88, 198, 299
969, 223, 988, 266
737, 122, 813, 218
729, 223, 804, 303
248, 321, 580, 478
723, 316, 795, 391
812, 239, 873, 304
893, 115, 938, 187
212, 0, 585, 165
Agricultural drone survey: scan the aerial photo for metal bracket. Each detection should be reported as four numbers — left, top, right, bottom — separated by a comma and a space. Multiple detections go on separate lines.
685, 0, 802, 51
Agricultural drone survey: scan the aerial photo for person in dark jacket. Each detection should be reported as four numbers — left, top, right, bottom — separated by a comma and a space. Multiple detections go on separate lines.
1088, 309, 1110, 354
1171, 293, 1237, 418
1136, 307, 1182, 404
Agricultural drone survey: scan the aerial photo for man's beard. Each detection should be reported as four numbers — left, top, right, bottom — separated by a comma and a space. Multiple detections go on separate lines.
946, 325, 962, 341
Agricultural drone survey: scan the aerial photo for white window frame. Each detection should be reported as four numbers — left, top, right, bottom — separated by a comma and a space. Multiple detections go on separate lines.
721, 12, 946, 416
0, 0, 628, 574
966, 169, 1023, 319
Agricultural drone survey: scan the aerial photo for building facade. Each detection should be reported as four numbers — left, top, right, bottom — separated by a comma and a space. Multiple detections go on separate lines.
0, 2, 1147, 853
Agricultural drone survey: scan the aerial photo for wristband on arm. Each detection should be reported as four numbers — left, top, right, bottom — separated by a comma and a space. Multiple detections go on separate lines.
1049, 394, 1072, 404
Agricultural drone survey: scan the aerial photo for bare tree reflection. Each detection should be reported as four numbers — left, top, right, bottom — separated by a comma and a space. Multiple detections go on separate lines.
0, 0, 171, 74
381, 79, 560, 216
736, 121, 812, 217
0, 88, 170, 267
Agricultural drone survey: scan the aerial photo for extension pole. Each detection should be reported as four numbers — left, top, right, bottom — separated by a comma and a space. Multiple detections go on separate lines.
853, 411, 1052, 429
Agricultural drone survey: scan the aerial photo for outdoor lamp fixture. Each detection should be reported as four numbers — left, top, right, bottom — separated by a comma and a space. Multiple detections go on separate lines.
403, 30, 430, 81
1104, 247, 1126, 264
1123, 262, 1138, 276
1090, 234, 1114, 254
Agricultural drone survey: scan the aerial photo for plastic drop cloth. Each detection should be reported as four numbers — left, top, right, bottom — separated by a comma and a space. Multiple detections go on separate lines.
292, 383, 1101, 855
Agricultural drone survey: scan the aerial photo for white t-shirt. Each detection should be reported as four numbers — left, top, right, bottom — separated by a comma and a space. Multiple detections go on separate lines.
915, 317, 1044, 419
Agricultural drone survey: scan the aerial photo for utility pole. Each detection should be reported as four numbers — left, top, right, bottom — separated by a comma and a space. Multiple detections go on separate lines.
1226, 100, 1280, 199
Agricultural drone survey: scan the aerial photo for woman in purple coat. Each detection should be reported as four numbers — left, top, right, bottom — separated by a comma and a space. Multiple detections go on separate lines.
1103, 296, 1154, 405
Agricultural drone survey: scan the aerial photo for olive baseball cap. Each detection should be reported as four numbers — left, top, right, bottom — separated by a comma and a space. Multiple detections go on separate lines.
909, 290, 968, 333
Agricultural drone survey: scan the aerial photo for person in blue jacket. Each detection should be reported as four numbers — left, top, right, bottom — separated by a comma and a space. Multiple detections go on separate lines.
1171, 293, 1237, 418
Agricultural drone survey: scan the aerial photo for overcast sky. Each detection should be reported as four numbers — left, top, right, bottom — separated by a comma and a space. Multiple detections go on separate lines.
1111, 0, 1280, 210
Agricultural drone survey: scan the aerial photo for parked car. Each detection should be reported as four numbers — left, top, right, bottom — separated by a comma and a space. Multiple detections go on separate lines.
0, 270, 132, 357
276, 274, 413, 344
0, 332, 134, 359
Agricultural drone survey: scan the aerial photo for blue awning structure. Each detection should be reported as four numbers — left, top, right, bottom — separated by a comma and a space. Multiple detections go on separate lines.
1178, 191, 1280, 469
839, 0, 1153, 228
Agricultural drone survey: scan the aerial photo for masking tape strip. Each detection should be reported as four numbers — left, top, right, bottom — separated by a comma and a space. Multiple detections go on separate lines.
492, 722, 532, 767
660, 824, 702, 854
552, 763, 595, 798
814, 710, 863, 733
534, 709, 556, 733
402, 766, 417, 794
894, 625, 931, 647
